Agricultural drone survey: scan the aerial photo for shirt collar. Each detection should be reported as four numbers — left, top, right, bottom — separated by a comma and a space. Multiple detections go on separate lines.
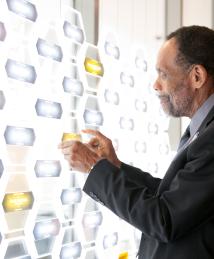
190, 93, 214, 137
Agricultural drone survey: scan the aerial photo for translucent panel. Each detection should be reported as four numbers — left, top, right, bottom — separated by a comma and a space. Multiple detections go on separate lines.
120, 72, 135, 87
36, 38, 63, 62
33, 218, 60, 240
134, 141, 147, 153
0, 159, 4, 178
119, 117, 134, 130
4, 240, 30, 259
104, 89, 119, 105
135, 99, 147, 112
62, 77, 84, 96
103, 232, 118, 249
84, 57, 104, 76
82, 211, 103, 228
60, 242, 82, 259
61, 188, 82, 205
104, 41, 120, 59
35, 99, 63, 119
2, 191, 34, 212
83, 109, 103, 126
63, 21, 84, 44
5, 59, 37, 84
6, 0, 38, 21
35, 237, 55, 256
62, 133, 82, 142
34, 160, 62, 178
4, 125, 35, 146
0, 90, 6, 109
0, 21, 6, 41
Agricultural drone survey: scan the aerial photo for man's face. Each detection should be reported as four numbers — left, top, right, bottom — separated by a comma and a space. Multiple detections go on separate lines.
153, 38, 194, 117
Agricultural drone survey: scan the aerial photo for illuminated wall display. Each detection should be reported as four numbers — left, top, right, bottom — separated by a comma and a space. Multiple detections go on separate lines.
4, 125, 35, 146
0, 90, 6, 109
35, 99, 63, 119
0, 0, 169, 257
34, 160, 62, 178
6, 0, 38, 21
84, 57, 104, 76
5, 59, 37, 84
2, 192, 34, 212
0, 22, 6, 41
62, 77, 84, 96
36, 38, 63, 62
63, 21, 84, 44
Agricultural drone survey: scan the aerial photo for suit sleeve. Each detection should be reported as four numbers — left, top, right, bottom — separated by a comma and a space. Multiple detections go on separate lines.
83, 126, 214, 243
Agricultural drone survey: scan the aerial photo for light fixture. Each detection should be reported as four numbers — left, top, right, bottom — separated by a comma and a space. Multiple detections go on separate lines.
104, 41, 120, 59
0, 90, 6, 109
34, 160, 62, 177
2, 192, 34, 212
120, 72, 134, 87
134, 141, 147, 153
35, 99, 63, 119
60, 242, 82, 259
148, 122, 158, 134
119, 117, 134, 130
84, 57, 104, 76
104, 89, 119, 105
5, 59, 37, 84
135, 57, 147, 71
4, 125, 35, 146
62, 77, 84, 96
0, 22, 6, 41
6, 0, 38, 22
36, 38, 63, 62
61, 188, 82, 205
33, 218, 60, 240
0, 159, 4, 178
135, 99, 147, 112
83, 109, 103, 126
103, 232, 118, 249
63, 21, 84, 44
82, 211, 103, 228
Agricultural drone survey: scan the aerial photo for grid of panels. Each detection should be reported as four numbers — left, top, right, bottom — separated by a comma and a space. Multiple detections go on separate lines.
0, 0, 172, 258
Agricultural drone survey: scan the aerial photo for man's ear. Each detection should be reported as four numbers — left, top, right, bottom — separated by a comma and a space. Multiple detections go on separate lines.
190, 64, 208, 89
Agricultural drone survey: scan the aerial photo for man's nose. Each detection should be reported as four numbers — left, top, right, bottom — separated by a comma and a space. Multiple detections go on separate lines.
153, 78, 162, 91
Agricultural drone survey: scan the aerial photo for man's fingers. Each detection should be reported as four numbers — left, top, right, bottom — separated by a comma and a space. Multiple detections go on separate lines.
82, 129, 108, 140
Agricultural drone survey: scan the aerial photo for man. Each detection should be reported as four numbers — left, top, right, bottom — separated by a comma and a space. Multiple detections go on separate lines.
59, 26, 214, 258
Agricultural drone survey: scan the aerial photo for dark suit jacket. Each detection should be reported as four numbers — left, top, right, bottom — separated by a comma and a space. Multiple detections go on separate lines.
83, 106, 214, 259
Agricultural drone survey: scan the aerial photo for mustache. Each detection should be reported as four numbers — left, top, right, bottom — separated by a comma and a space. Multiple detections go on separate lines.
156, 94, 170, 100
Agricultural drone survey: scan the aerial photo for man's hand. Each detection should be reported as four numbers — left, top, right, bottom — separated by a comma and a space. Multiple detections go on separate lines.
59, 140, 100, 173
59, 130, 121, 173
82, 129, 121, 168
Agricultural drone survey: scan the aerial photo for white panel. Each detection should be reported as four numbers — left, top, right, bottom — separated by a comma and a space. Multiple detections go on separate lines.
182, 0, 213, 27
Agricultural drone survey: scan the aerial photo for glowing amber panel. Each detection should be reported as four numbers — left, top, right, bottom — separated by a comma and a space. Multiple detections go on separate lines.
118, 252, 129, 259
3, 192, 34, 212
84, 57, 104, 76
62, 133, 82, 142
